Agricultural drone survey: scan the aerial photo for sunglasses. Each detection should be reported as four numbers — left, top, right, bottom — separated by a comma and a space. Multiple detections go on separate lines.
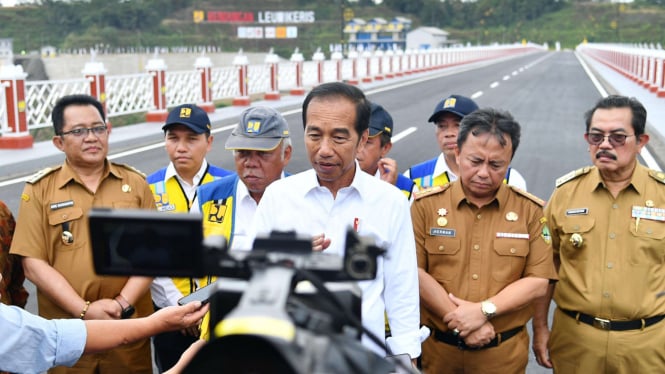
586, 132, 635, 147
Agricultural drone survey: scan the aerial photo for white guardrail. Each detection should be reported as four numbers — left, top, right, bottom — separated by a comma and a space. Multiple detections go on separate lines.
0, 43, 546, 148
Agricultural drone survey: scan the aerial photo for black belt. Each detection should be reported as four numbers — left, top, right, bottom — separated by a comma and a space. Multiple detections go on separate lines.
560, 308, 665, 331
432, 325, 523, 351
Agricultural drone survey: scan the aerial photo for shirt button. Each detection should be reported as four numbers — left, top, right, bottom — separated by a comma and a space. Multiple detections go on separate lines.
607, 262, 613, 269
472, 274, 479, 280
609, 232, 616, 239
62, 214, 68, 219
439, 245, 445, 251
473, 244, 480, 251
477, 214, 482, 220
510, 248, 517, 254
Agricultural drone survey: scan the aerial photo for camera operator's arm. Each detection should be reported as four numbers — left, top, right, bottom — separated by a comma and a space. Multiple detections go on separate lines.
383, 199, 421, 359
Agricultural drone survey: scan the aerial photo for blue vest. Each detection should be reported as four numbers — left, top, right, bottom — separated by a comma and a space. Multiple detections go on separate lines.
395, 174, 415, 200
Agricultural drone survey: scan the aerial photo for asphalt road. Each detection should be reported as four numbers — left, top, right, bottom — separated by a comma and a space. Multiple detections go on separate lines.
0, 50, 636, 373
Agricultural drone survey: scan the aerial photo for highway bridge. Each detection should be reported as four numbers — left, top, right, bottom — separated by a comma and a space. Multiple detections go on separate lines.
1, 47, 664, 373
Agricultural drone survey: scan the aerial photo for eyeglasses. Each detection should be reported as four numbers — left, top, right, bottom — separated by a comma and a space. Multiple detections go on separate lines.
60, 125, 108, 138
586, 132, 634, 147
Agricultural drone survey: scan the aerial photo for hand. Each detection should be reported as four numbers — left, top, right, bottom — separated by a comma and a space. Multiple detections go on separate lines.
164, 339, 207, 374
180, 324, 201, 337
532, 324, 553, 368
377, 158, 398, 185
463, 321, 495, 348
443, 293, 487, 337
153, 301, 209, 332
85, 299, 120, 320
312, 233, 331, 252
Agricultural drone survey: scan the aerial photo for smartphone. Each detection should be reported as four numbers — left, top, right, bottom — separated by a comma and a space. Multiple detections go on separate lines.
177, 281, 217, 306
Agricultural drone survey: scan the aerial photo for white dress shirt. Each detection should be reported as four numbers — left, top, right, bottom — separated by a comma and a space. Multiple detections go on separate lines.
252, 164, 421, 358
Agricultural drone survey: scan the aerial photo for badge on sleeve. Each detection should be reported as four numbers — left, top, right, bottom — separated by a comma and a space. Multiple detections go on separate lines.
541, 225, 551, 245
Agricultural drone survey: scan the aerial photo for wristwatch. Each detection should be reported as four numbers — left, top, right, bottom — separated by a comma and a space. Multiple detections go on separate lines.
115, 294, 136, 319
481, 300, 497, 320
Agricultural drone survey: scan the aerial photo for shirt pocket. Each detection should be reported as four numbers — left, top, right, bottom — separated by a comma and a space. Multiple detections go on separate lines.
423, 236, 460, 281
491, 239, 529, 282
48, 207, 84, 252
559, 216, 595, 263
629, 219, 665, 265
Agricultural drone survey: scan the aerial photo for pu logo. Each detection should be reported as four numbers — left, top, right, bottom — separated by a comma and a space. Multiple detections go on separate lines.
246, 120, 261, 133
180, 108, 192, 118
207, 200, 227, 223
443, 97, 457, 108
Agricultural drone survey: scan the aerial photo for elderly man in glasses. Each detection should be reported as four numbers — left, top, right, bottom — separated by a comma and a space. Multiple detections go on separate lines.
532, 95, 665, 373
10, 94, 156, 374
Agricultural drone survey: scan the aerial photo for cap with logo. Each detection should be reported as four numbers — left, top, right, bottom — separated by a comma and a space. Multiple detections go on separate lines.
368, 102, 393, 138
427, 95, 479, 123
225, 106, 290, 151
163, 104, 212, 134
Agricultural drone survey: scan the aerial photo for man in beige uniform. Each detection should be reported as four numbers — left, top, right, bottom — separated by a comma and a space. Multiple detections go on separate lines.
533, 95, 665, 373
10, 94, 155, 374
412, 108, 556, 373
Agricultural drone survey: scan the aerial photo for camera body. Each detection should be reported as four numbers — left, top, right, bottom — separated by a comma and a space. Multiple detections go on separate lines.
87, 209, 412, 373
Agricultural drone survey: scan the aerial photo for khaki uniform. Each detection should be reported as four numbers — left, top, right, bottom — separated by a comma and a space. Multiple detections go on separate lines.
412, 181, 557, 374
10, 160, 156, 374
545, 164, 665, 373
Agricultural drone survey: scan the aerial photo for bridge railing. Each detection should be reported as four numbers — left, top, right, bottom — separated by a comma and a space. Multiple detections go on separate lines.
577, 43, 665, 98
0, 43, 545, 148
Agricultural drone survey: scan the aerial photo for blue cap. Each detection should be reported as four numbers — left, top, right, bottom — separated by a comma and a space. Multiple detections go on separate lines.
163, 104, 211, 134
428, 95, 478, 122
369, 103, 393, 137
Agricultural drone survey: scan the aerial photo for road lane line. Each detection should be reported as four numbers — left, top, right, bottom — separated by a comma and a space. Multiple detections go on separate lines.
391, 127, 417, 143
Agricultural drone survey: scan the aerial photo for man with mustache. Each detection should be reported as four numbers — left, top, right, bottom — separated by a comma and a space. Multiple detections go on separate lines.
532, 95, 665, 373
147, 104, 232, 372
405, 94, 527, 191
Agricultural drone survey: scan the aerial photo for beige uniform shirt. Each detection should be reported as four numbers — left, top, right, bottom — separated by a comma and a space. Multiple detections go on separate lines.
412, 181, 557, 333
10, 160, 156, 319
546, 164, 665, 319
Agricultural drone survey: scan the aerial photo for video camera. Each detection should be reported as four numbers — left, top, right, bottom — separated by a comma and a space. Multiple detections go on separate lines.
88, 208, 417, 373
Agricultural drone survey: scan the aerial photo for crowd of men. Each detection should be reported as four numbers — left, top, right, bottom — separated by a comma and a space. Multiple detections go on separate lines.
1, 81, 663, 374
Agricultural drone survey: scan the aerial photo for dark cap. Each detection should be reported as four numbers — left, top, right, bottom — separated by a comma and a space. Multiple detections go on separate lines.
225, 106, 290, 151
368, 103, 393, 137
428, 95, 479, 123
163, 104, 211, 134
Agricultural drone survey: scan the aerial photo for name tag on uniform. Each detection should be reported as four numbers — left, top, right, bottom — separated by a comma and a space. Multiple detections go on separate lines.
50, 200, 74, 210
632, 206, 665, 222
566, 208, 588, 216
496, 232, 530, 239
430, 228, 456, 237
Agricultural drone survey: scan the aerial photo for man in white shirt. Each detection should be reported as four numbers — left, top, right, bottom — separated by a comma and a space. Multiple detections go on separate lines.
405, 94, 527, 190
252, 82, 421, 362
146, 104, 232, 371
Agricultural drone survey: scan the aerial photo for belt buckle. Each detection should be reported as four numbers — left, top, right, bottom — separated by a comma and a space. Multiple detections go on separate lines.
593, 317, 611, 330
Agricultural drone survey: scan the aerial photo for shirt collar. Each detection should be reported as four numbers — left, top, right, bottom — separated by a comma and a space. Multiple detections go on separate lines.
585, 163, 646, 195
450, 179, 505, 209
165, 159, 209, 186
56, 159, 112, 189
303, 161, 366, 199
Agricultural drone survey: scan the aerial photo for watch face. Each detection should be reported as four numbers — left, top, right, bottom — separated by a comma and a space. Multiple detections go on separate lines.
482, 301, 496, 317
121, 306, 136, 319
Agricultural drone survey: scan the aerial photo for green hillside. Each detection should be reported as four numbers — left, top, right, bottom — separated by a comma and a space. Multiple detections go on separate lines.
0, 0, 663, 58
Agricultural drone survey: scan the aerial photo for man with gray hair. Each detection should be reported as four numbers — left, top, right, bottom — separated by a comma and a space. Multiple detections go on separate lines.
191, 105, 293, 339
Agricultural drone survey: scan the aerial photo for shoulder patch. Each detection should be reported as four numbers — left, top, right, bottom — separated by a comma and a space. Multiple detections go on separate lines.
648, 170, 665, 185
113, 163, 146, 178
509, 185, 545, 207
555, 166, 592, 188
414, 184, 449, 200
26, 166, 58, 184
